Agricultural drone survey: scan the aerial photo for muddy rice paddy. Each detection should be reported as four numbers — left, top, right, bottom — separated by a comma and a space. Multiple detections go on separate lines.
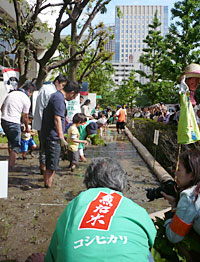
0, 128, 169, 262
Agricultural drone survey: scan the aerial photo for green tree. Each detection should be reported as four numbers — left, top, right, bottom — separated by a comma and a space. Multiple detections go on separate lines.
162, 0, 200, 82
53, 36, 116, 108
115, 70, 138, 108
136, 11, 177, 104
0, 0, 112, 88
54, 23, 114, 84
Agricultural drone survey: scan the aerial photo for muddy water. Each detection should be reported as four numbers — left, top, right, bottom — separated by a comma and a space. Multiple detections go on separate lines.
0, 128, 169, 262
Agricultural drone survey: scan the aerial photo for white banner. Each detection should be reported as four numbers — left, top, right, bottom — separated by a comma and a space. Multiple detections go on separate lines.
67, 94, 81, 120
0, 161, 8, 198
3, 68, 19, 93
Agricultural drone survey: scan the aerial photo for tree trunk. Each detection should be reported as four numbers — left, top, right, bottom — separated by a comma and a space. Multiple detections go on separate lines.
35, 65, 48, 90
68, 21, 79, 81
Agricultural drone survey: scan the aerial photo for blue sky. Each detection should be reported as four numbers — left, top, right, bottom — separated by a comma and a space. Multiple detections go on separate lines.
94, 0, 177, 25
61, 0, 177, 35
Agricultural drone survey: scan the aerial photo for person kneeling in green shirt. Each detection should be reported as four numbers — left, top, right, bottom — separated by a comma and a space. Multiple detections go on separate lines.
44, 158, 156, 262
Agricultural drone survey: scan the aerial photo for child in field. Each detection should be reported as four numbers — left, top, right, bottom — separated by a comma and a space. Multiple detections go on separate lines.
20, 114, 37, 159
67, 113, 87, 171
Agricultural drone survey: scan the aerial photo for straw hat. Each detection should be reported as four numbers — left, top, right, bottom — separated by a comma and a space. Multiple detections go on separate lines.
178, 63, 200, 83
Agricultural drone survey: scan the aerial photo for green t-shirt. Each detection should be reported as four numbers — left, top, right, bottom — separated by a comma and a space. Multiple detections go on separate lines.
45, 188, 156, 262
78, 120, 90, 149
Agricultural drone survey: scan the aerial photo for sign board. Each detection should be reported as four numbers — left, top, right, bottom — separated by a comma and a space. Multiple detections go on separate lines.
0, 161, 8, 198
153, 130, 159, 145
67, 94, 81, 120
96, 95, 102, 99
3, 68, 19, 93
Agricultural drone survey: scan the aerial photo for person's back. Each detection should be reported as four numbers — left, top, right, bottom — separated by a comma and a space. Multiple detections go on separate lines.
45, 187, 156, 262
32, 82, 57, 131
1, 90, 30, 124
45, 158, 156, 262
117, 108, 126, 122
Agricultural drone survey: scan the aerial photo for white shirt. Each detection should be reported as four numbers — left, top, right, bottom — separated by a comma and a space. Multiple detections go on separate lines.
1, 90, 30, 124
32, 82, 56, 130
81, 105, 91, 117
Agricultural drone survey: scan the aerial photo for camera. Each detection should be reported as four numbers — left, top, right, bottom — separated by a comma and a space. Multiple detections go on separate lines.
146, 180, 177, 201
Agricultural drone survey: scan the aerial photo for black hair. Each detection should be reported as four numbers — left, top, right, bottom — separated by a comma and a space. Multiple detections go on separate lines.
63, 80, 80, 94
21, 80, 36, 92
82, 99, 91, 106
180, 150, 200, 186
53, 74, 68, 84
28, 113, 34, 119
84, 158, 127, 192
175, 105, 180, 111
72, 113, 85, 124
79, 113, 87, 122
98, 112, 103, 118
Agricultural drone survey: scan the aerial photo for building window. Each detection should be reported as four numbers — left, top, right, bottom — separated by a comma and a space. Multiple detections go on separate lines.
122, 49, 124, 52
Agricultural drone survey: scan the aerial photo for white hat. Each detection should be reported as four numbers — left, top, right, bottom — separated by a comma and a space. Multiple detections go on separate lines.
178, 63, 200, 83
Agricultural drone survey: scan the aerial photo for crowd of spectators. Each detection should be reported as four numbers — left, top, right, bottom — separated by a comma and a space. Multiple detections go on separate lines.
132, 102, 180, 125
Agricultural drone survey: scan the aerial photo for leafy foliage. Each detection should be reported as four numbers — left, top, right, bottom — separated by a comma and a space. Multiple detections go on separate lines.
88, 134, 105, 145
115, 70, 139, 108
161, 0, 200, 82
0, 0, 112, 88
136, 11, 178, 105
153, 215, 200, 262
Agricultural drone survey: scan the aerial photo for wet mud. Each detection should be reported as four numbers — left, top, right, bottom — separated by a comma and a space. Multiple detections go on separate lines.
0, 128, 169, 262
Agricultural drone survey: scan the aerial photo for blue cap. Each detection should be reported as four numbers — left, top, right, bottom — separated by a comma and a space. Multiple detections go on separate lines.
87, 122, 98, 134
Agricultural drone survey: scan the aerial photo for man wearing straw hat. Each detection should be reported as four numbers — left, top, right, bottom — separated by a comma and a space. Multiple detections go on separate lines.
178, 63, 200, 106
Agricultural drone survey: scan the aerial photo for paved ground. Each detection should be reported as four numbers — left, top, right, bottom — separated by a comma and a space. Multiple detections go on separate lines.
0, 128, 168, 262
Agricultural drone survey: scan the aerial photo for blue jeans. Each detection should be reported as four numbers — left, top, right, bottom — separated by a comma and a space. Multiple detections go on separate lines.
1, 119, 21, 153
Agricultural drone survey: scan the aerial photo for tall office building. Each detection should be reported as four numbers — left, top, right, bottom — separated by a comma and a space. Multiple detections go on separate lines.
115, 5, 168, 73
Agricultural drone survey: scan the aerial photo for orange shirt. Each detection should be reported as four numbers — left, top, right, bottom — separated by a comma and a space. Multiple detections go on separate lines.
117, 108, 126, 122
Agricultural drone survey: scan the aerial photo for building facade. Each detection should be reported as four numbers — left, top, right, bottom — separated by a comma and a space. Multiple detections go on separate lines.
114, 5, 168, 83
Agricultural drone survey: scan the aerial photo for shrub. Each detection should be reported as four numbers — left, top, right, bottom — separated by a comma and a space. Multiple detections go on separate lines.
127, 118, 200, 176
